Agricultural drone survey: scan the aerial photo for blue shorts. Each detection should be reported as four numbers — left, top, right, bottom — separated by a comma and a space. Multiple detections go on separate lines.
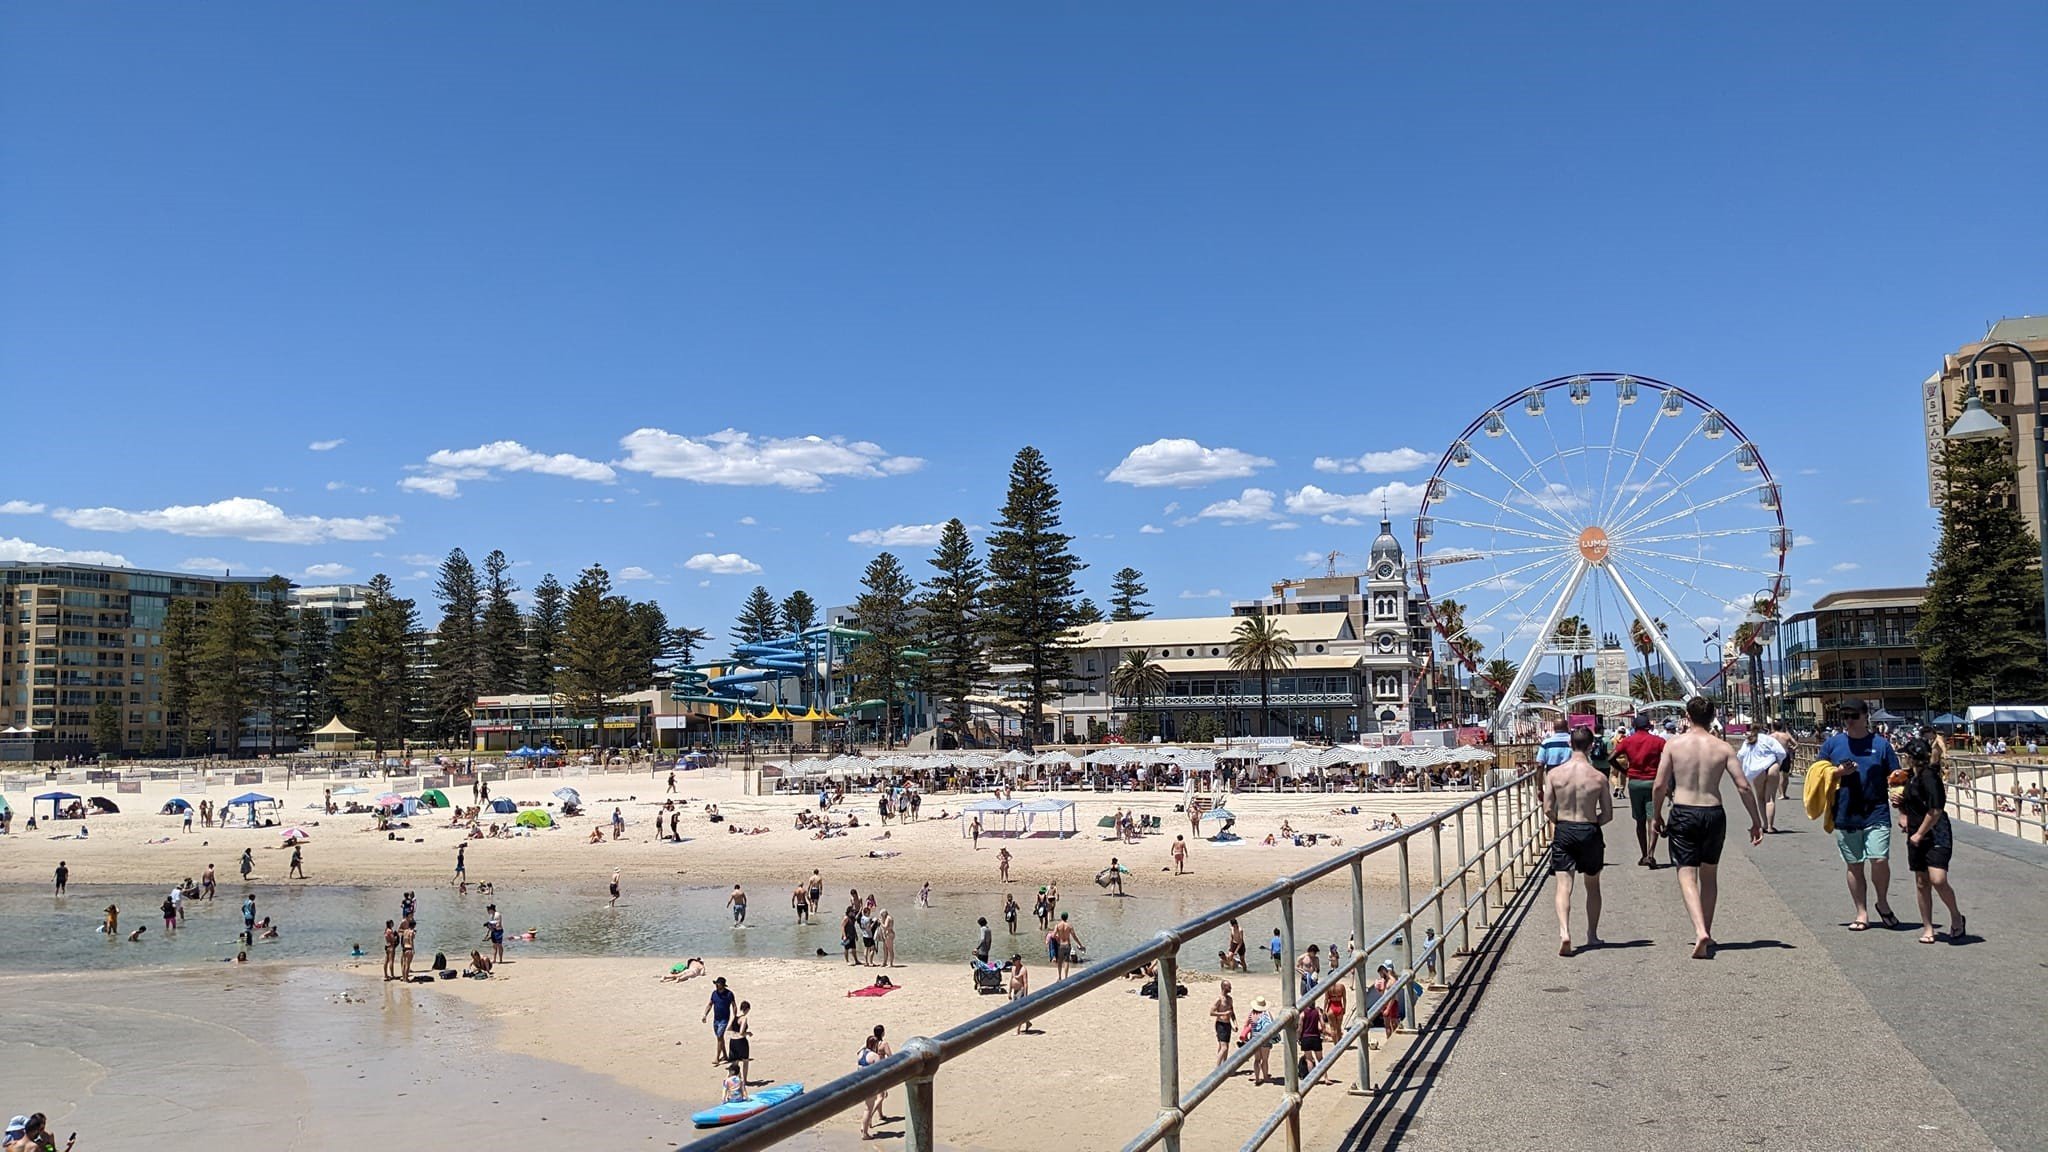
1835, 823, 1892, 864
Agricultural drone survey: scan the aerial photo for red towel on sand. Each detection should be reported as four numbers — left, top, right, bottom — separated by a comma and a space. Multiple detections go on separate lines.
847, 984, 900, 997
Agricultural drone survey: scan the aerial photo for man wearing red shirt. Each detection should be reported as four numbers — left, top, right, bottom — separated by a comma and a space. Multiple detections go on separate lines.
1613, 714, 1667, 868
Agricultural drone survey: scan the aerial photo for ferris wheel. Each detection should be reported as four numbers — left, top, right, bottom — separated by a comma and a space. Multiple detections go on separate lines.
1414, 374, 1791, 731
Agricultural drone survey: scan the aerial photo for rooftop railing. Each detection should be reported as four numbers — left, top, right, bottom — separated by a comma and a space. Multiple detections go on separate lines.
682, 768, 1549, 1152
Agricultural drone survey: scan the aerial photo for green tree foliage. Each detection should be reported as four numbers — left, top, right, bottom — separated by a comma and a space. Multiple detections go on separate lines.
555, 565, 638, 753
672, 625, 710, 665
195, 585, 264, 756
1181, 711, 1224, 744
984, 447, 1086, 746
293, 607, 336, 739
480, 549, 526, 692
524, 573, 567, 693
1073, 598, 1103, 625
1110, 650, 1168, 737
734, 585, 781, 647
90, 699, 122, 755
1108, 567, 1151, 621
847, 553, 917, 746
1918, 437, 2048, 706
919, 519, 987, 733
162, 599, 200, 756
255, 576, 296, 756
626, 599, 675, 686
1227, 614, 1296, 737
780, 590, 818, 636
429, 548, 485, 743
332, 574, 420, 766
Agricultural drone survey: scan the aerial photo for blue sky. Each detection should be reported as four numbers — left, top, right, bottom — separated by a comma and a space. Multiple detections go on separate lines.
4, 3, 2045, 647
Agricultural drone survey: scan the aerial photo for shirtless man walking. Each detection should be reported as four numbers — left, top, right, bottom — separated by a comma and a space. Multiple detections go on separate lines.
1210, 979, 1236, 1067
1051, 912, 1083, 981
1544, 726, 1614, 956
1650, 696, 1764, 959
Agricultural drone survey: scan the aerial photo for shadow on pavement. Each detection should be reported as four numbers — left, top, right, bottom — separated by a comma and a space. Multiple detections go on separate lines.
1337, 861, 1548, 1152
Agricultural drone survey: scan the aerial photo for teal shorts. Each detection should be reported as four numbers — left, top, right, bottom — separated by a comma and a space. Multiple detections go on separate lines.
1834, 823, 1892, 864
1627, 780, 1656, 823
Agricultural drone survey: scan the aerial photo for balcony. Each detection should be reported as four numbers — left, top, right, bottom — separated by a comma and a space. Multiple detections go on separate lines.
1781, 634, 1918, 658
1116, 691, 1361, 710
1785, 673, 1928, 693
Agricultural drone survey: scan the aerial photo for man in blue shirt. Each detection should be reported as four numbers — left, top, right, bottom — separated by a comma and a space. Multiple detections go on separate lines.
1535, 720, 1572, 801
1817, 699, 1901, 931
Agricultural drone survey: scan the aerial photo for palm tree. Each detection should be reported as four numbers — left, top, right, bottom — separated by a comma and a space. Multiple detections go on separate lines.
1481, 656, 1521, 713
1227, 615, 1296, 738
1629, 619, 1655, 693
1434, 598, 1467, 720
1109, 650, 1169, 739
1553, 615, 1591, 702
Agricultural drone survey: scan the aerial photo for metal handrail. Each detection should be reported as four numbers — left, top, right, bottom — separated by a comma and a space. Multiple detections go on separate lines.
682, 769, 1548, 1152
1942, 756, 2048, 842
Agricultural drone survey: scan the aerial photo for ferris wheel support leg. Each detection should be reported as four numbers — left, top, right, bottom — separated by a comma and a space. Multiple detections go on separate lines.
1604, 562, 1705, 701
1491, 559, 1588, 736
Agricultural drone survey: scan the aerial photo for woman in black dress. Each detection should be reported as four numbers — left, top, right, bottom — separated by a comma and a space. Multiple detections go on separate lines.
1898, 739, 1966, 944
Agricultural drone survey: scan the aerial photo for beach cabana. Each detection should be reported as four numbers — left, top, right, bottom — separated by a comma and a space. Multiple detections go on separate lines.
508, 746, 538, 758
89, 796, 119, 814
1019, 798, 1078, 838
489, 797, 518, 814
960, 798, 1021, 838
515, 808, 553, 829
160, 798, 193, 815
1931, 712, 1966, 728
310, 715, 361, 753
33, 791, 81, 821
419, 789, 451, 809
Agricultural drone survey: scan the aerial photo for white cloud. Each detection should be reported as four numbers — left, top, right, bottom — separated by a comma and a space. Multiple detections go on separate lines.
1320, 515, 1364, 526
53, 497, 397, 544
1831, 561, 1860, 572
399, 475, 462, 499
1793, 534, 1816, 547
405, 440, 617, 497
617, 428, 923, 491
1797, 468, 1820, 476
0, 537, 131, 567
1296, 551, 1326, 564
302, 562, 355, 579
0, 500, 45, 515
684, 552, 764, 576
848, 523, 948, 547
325, 481, 372, 494
1268, 521, 1298, 531
398, 553, 437, 566
1845, 497, 1872, 505
699, 579, 712, 588
1311, 447, 1432, 475
177, 557, 242, 573
738, 516, 757, 526
1284, 482, 1426, 519
618, 565, 655, 581
1179, 588, 1224, 600
1509, 481, 1589, 516
1196, 488, 1281, 522
309, 439, 346, 452
1804, 577, 1828, 585
1139, 524, 1166, 535
1162, 502, 1181, 516
1106, 439, 1273, 488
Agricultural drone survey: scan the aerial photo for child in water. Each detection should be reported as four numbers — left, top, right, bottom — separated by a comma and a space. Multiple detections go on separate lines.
722, 1062, 746, 1104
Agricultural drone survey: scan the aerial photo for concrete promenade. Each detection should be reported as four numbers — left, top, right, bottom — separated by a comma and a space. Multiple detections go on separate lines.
1344, 797, 2046, 1152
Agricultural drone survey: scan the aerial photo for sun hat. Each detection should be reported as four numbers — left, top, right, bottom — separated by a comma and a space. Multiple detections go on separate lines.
6, 1117, 27, 1136
1251, 996, 1268, 1010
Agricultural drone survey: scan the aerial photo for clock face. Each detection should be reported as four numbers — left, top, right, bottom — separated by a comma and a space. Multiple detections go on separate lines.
1376, 633, 1395, 653
1376, 562, 1394, 579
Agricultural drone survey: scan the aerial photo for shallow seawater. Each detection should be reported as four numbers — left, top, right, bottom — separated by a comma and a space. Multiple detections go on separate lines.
0, 868, 1418, 974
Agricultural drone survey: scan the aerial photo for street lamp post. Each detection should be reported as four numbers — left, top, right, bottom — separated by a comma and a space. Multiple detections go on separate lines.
1942, 340, 2048, 664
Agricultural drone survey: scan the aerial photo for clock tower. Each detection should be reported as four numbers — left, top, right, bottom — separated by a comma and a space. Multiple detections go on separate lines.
1363, 514, 1412, 733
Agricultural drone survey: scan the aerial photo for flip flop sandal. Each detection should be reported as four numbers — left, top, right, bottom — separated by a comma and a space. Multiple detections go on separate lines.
1877, 907, 1901, 928
1847, 922, 1870, 932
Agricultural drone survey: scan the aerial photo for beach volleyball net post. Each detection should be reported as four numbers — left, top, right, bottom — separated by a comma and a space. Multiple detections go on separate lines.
681, 769, 1551, 1152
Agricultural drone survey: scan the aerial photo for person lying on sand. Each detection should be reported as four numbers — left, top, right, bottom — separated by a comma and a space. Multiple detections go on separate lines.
662, 958, 707, 982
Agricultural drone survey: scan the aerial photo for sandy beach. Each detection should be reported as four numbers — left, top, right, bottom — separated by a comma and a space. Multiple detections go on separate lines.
417, 954, 1413, 1152
0, 769, 1480, 1148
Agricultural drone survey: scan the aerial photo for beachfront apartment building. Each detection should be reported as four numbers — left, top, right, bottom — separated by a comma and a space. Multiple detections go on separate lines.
0, 561, 283, 760
1780, 587, 1928, 726
1921, 315, 2048, 532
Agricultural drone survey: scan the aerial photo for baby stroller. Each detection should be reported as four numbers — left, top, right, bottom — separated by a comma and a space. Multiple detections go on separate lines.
970, 956, 1007, 995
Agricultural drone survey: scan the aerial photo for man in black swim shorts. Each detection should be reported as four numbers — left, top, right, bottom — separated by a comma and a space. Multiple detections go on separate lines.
1543, 726, 1614, 955
1651, 696, 1763, 959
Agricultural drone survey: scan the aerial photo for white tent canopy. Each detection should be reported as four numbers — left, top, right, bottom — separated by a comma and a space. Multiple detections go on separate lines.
960, 798, 1021, 838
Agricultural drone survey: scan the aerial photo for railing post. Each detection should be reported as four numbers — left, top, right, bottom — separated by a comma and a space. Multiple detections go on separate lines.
903, 1036, 939, 1152
1349, 857, 1372, 1094
1489, 790, 1505, 901
1456, 802, 1476, 955
1428, 821, 1447, 987
1278, 888, 1303, 1152
1397, 838, 1417, 1029
1157, 950, 1182, 1152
